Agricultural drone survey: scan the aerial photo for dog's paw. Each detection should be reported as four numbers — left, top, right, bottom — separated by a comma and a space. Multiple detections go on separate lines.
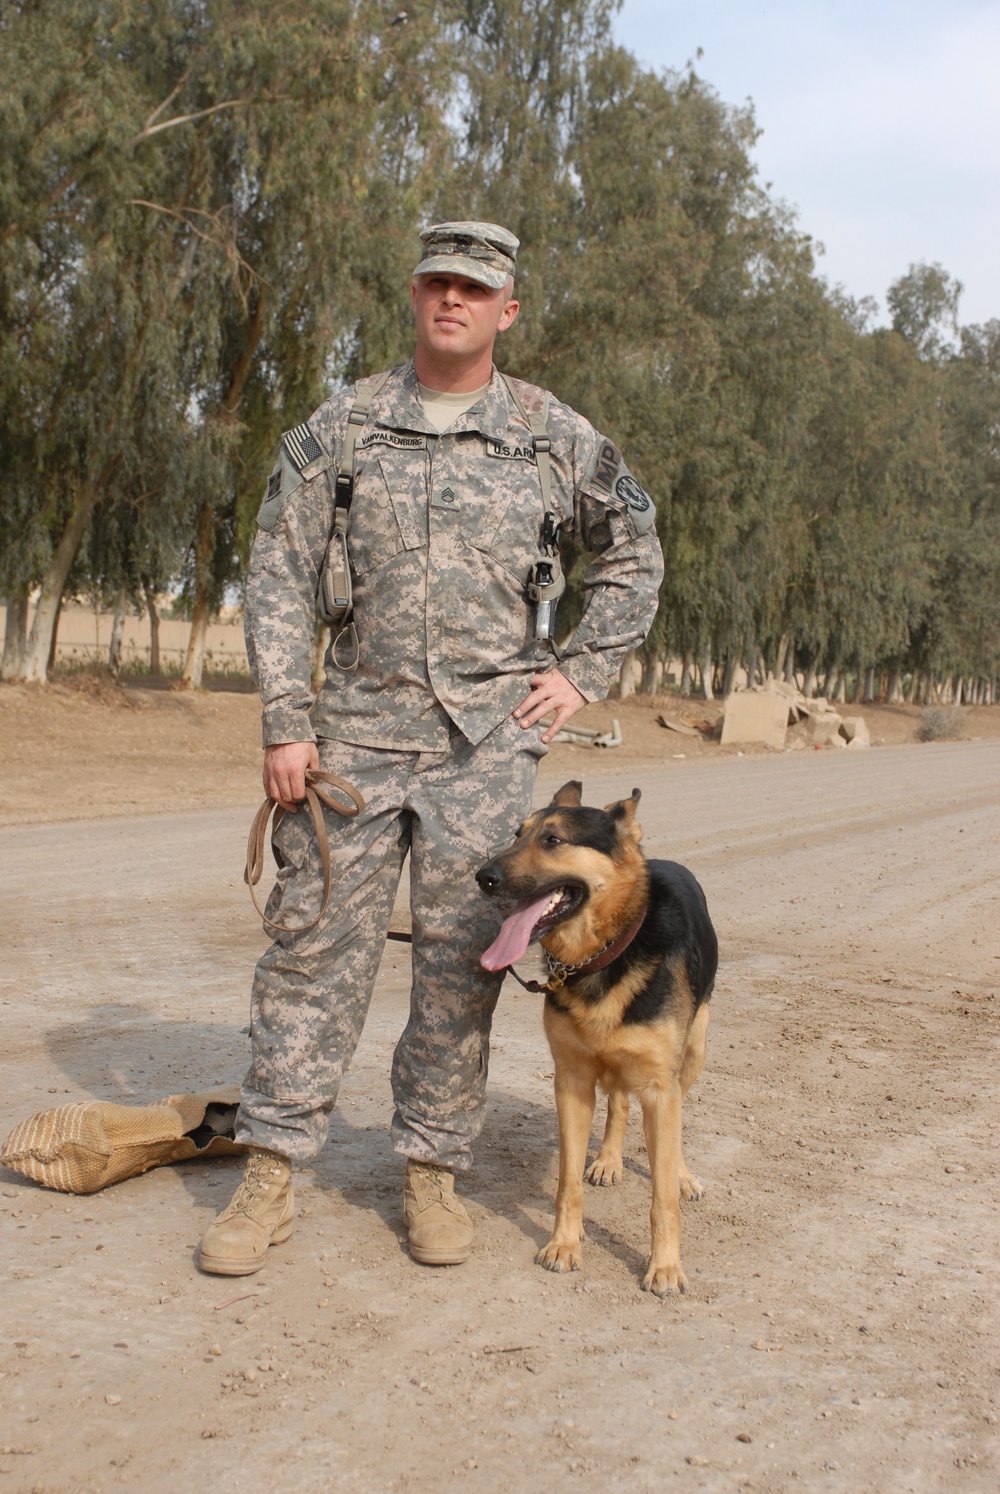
679, 1169, 704, 1201
585, 1154, 622, 1187
536, 1239, 582, 1274
642, 1261, 688, 1298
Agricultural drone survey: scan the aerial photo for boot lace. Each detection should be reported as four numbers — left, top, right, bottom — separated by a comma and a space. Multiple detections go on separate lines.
409, 1161, 455, 1208
225, 1150, 285, 1215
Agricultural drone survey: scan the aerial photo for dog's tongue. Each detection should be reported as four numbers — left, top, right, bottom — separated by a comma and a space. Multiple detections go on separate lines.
480, 892, 555, 971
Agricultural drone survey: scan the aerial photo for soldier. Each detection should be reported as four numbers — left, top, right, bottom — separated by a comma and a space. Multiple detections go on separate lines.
198, 221, 663, 1276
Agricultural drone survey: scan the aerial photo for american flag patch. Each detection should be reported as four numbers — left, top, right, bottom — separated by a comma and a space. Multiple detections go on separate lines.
283, 422, 323, 472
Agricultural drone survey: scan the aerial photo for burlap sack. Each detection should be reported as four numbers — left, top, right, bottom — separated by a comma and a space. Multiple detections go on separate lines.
0, 1088, 248, 1193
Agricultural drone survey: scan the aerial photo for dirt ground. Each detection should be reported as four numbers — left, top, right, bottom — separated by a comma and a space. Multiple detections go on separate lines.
1, 678, 998, 1493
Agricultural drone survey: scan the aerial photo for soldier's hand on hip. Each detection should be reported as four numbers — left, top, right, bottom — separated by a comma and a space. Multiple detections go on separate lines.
513, 669, 587, 745
264, 741, 320, 811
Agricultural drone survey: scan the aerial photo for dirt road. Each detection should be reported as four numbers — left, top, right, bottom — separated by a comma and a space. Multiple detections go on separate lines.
1, 694, 998, 1493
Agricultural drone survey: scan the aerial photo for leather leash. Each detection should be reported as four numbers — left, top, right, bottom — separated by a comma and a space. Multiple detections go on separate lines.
245, 770, 364, 935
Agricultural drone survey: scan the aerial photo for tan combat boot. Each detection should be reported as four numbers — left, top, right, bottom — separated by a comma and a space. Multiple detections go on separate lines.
403, 1159, 473, 1265
198, 1147, 294, 1276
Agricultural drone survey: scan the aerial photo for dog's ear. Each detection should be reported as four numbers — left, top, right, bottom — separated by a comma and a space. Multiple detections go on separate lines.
550, 781, 583, 807
605, 787, 643, 843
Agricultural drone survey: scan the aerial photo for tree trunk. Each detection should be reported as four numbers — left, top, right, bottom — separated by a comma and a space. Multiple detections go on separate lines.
18, 506, 91, 683
615, 648, 641, 699
802, 652, 820, 699
722, 655, 738, 698
679, 654, 691, 697
181, 602, 210, 689
773, 633, 789, 680
2, 595, 28, 681
143, 579, 161, 676
46, 594, 64, 675
108, 590, 127, 678
179, 501, 215, 689
642, 652, 663, 694
744, 642, 758, 692
784, 637, 797, 685
700, 646, 714, 702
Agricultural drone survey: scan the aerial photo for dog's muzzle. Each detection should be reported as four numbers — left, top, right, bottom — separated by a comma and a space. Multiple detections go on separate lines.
475, 861, 504, 895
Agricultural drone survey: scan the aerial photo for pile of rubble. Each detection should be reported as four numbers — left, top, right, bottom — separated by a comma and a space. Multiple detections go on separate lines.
720, 680, 871, 752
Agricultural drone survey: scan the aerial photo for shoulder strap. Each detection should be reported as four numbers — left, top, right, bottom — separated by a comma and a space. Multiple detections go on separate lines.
334, 368, 393, 528
318, 368, 393, 668
501, 375, 553, 509
502, 375, 566, 663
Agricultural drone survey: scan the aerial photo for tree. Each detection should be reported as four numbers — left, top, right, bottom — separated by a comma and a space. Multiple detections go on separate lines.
887, 261, 963, 362
0, 0, 457, 685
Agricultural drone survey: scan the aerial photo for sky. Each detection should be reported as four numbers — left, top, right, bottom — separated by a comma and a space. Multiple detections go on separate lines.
612, 0, 1000, 327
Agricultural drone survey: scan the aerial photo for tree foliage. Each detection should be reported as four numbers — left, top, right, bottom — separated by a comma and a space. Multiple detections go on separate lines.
1, 1, 998, 702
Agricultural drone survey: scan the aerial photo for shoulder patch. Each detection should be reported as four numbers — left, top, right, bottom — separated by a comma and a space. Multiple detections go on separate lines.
256, 450, 304, 531
613, 463, 656, 532
283, 421, 324, 474
256, 463, 285, 531
585, 442, 656, 533
589, 440, 622, 496
615, 471, 652, 516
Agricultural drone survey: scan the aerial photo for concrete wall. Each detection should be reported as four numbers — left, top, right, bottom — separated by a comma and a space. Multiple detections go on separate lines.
1, 602, 250, 673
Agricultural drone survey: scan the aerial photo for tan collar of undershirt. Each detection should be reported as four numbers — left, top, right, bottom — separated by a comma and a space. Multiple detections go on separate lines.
417, 380, 491, 434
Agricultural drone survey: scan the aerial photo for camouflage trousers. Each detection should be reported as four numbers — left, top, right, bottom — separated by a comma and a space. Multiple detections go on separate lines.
236, 715, 546, 1169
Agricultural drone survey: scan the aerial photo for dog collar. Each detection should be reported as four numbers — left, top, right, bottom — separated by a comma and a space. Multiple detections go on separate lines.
544, 914, 646, 987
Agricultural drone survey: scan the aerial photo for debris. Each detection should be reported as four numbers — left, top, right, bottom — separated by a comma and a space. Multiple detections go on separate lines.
842, 716, 871, 748
551, 718, 622, 748
656, 714, 700, 737
721, 690, 789, 749
809, 711, 845, 748
213, 1291, 261, 1311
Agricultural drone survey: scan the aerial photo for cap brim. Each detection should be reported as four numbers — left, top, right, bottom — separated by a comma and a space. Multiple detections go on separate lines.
412, 253, 510, 291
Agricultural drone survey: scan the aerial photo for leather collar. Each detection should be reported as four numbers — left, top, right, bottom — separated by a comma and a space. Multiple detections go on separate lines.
545, 913, 646, 984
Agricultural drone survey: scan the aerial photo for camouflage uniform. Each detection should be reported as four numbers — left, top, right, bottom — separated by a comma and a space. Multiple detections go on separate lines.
239, 358, 663, 1167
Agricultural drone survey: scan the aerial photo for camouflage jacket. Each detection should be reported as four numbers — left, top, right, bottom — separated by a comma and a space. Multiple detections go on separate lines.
245, 360, 663, 750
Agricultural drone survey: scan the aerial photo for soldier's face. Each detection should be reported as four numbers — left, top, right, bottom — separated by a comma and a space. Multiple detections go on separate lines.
411, 273, 519, 366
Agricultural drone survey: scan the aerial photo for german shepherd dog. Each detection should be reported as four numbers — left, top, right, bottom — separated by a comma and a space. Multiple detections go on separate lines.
476, 781, 717, 1297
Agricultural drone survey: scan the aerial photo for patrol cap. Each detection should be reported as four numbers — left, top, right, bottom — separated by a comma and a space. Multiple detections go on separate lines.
413, 220, 519, 290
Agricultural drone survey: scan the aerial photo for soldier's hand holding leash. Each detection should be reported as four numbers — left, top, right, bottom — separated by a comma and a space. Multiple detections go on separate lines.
513, 668, 586, 744
263, 740, 320, 811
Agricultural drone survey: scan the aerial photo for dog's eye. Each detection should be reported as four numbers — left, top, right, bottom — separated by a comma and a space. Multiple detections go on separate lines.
542, 832, 563, 848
